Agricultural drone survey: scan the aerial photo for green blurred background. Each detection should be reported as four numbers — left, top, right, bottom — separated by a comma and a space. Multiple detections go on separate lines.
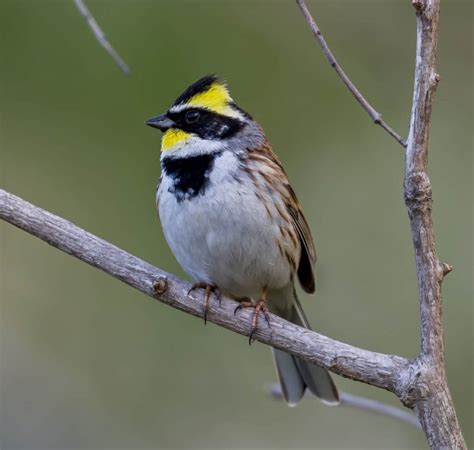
1, 0, 472, 448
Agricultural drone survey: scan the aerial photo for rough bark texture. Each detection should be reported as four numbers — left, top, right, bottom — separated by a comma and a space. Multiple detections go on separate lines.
404, 0, 465, 447
295, 0, 464, 446
0, 189, 409, 393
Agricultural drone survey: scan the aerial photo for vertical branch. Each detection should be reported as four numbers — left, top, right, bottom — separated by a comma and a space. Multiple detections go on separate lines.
296, 0, 466, 446
404, 0, 465, 447
406, 0, 442, 363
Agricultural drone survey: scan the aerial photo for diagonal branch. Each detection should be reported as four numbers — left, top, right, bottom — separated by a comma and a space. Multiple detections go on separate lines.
295, 0, 406, 147
73, 0, 130, 75
0, 188, 409, 393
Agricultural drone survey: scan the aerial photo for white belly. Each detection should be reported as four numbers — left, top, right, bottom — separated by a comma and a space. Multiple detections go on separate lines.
157, 152, 293, 299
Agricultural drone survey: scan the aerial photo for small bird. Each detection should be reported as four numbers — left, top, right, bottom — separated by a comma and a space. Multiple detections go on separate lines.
146, 75, 339, 406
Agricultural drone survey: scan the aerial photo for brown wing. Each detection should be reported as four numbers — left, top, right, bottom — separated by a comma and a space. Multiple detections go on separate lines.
287, 192, 317, 293
244, 140, 317, 294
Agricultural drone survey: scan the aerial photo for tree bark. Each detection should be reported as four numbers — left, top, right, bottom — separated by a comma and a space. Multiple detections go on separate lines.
403, 0, 465, 447
0, 189, 409, 392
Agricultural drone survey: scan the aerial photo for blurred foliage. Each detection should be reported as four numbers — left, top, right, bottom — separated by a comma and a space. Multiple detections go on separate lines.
0, 0, 472, 449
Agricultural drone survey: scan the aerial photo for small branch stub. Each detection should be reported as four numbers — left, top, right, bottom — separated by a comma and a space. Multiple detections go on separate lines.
412, 0, 425, 12
441, 263, 453, 277
153, 277, 168, 295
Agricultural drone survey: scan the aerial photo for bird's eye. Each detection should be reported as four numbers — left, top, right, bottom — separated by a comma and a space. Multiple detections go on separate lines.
185, 110, 200, 124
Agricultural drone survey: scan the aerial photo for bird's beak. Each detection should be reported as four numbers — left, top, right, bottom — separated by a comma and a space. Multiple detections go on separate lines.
145, 113, 175, 131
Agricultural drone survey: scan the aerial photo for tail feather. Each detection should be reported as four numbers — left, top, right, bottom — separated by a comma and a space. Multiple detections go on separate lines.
272, 348, 305, 407
271, 288, 339, 406
294, 358, 339, 405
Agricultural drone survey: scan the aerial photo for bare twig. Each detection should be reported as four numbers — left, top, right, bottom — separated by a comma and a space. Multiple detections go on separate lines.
403, 0, 465, 448
295, 0, 406, 147
73, 0, 130, 75
267, 384, 421, 430
339, 392, 421, 430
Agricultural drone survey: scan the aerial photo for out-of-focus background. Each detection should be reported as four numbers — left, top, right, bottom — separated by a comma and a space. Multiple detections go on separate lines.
1, 0, 472, 449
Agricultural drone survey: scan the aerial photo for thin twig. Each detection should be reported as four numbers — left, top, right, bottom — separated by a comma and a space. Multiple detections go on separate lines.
295, 0, 406, 147
267, 383, 421, 430
340, 392, 421, 430
73, 0, 130, 75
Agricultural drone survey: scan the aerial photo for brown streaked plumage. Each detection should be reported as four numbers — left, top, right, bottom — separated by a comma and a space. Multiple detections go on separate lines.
242, 140, 317, 294
150, 75, 339, 406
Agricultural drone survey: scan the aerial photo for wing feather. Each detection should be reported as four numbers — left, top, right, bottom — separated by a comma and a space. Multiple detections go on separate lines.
245, 141, 317, 294
287, 192, 317, 293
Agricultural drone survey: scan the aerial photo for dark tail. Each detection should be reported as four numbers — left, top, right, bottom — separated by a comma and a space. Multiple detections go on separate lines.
272, 291, 339, 406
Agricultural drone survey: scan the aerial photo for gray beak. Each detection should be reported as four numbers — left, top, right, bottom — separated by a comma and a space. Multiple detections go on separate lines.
145, 113, 175, 131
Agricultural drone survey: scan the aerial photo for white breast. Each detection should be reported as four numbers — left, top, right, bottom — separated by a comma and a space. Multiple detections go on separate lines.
157, 150, 294, 299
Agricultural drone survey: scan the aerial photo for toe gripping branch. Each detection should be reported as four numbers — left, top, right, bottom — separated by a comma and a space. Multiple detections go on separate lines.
187, 283, 271, 344
234, 288, 271, 345
187, 283, 222, 324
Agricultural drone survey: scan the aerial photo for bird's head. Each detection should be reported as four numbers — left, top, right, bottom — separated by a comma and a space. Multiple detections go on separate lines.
146, 75, 258, 156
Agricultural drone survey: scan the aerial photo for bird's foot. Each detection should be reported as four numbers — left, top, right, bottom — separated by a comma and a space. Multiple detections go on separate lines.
187, 283, 221, 325
234, 289, 271, 345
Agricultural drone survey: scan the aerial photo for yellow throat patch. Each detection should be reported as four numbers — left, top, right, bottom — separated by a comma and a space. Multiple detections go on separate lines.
161, 129, 190, 152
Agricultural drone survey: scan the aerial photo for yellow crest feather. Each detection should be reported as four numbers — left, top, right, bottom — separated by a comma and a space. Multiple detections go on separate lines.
187, 82, 233, 114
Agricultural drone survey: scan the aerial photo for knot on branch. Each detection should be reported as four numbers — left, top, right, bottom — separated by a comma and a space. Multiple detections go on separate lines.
412, 0, 425, 12
153, 277, 168, 295
396, 359, 432, 408
404, 171, 432, 212
373, 113, 382, 125
328, 355, 352, 374
428, 72, 441, 97
430, 72, 441, 86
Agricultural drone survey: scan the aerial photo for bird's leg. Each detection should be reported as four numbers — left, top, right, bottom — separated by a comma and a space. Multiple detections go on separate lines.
234, 287, 271, 345
187, 283, 221, 325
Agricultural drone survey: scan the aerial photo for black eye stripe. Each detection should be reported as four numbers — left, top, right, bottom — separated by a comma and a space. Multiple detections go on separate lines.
167, 108, 245, 140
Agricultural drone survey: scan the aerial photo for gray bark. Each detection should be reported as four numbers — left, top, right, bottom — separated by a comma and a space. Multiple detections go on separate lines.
0, 189, 408, 392
404, 0, 465, 448
295, 0, 465, 447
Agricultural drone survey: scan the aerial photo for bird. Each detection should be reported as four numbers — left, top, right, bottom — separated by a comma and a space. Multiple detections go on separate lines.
145, 75, 339, 406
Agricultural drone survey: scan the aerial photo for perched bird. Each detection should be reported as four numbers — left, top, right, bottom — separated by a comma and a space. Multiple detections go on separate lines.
146, 75, 339, 406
